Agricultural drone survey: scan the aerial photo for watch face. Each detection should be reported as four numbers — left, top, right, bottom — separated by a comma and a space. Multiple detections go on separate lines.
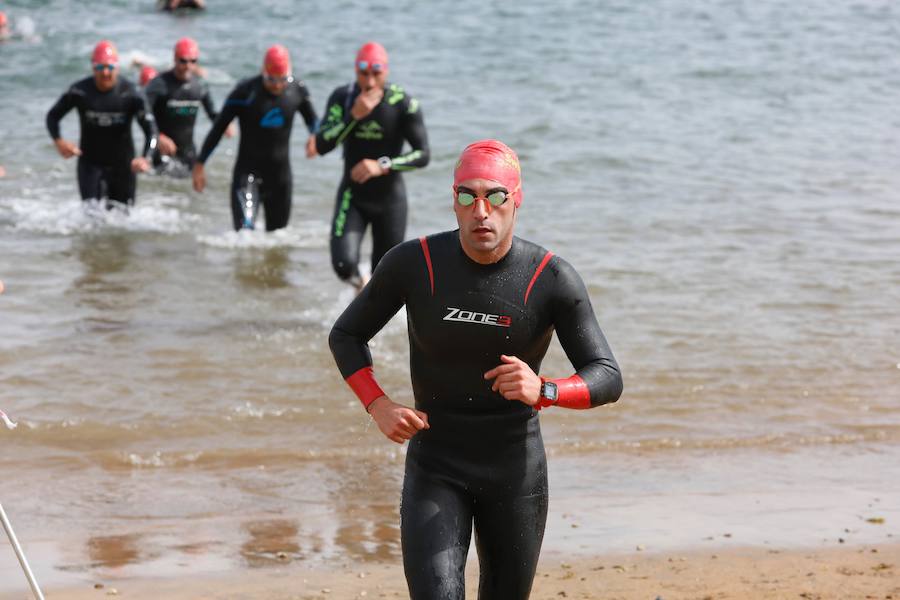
542, 382, 558, 401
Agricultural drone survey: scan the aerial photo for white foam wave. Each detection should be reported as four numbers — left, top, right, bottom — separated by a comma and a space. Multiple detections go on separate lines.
13, 16, 38, 40
125, 450, 202, 468
5, 193, 194, 235
230, 401, 292, 420
197, 220, 329, 249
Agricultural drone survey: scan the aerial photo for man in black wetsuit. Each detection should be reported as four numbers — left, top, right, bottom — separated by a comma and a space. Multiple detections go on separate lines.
310, 42, 429, 291
193, 45, 317, 231
329, 140, 623, 599
145, 37, 227, 177
46, 40, 157, 207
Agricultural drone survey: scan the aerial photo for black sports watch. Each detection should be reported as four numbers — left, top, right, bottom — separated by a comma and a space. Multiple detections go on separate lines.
539, 379, 558, 404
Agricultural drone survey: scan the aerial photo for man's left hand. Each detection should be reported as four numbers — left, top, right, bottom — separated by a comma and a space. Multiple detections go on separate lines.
350, 158, 387, 184
131, 157, 151, 173
484, 354, 541, 406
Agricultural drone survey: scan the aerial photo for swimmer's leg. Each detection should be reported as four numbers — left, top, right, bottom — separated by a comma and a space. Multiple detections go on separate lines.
473, 487, 548, 600
401, 462, 472, 600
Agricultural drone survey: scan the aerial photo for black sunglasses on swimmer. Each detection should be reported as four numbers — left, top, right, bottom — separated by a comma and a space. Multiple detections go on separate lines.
442, 306, 512, 328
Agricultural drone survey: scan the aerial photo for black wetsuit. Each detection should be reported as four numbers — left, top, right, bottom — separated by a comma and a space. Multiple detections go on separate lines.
144, 69, 217, 173
315, 82, 429, 283
46, 76, 157, 205
198, 76, 317, 231
329, 231, 622, 600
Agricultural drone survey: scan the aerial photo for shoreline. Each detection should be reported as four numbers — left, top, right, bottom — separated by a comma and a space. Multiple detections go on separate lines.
4, 542, 896, 600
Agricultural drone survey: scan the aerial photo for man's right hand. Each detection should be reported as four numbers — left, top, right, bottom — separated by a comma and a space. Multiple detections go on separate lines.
367, 396, 429, 444
305, 135, 318, 158
54, 138, 82, 159
350, 87, 384, 121
192, 163, 206, 192
157, 133, 177, 156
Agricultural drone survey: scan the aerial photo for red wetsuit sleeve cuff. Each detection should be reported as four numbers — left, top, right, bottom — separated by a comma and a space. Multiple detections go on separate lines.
538, 374, 591, 410
345, 366, 386, 411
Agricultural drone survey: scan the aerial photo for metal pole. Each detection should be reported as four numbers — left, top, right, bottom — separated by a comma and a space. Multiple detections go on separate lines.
0, 503, 45, 600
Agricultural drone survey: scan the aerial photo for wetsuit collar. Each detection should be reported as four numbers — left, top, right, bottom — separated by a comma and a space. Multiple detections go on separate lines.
455, 230, 517, 268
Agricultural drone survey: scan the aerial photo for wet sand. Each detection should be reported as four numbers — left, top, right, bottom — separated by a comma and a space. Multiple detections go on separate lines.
3, 543, 894, 600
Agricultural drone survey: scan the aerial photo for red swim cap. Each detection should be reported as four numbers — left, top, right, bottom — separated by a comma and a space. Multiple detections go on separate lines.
139, 65, 158, 86
355, 42, 388, 70
263, 44, 291, 77
0, 12, 8, 27
453, 140, 523, 208
174, 37, 199, 60
92, 40, 118, 65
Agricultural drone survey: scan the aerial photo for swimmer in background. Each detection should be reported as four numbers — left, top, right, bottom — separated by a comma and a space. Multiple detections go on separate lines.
139, 65, 158, 88
310, 42, 429, 292
158, 0, 205, 11
193, 45, 317, 231
46, 40, 157, 207
144, 37, 230, 177
0, 11, 10, 41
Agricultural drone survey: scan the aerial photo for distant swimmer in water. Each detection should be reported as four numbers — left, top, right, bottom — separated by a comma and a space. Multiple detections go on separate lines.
329, 140, 622, 600
45, 40, 158, 208
144, 37, 230, 178
193, 45, 318, 232
158, 0, 205, 11
0, 11, 10, 41
0, 10, 39, 43
139, 65, 158, 88
310, 42, 430, 292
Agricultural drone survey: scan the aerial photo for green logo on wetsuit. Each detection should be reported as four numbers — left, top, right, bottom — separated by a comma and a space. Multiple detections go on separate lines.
334, 188, 352, 237
355, 121, 384, 140
387, 84, 405, 105
322, 104, 346, 141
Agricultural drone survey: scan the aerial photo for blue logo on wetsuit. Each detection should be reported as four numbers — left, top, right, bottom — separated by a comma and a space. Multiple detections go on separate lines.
260, 107, 285, 128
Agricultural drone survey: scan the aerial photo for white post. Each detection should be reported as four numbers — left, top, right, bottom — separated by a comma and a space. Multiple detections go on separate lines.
0, 503, 45, 600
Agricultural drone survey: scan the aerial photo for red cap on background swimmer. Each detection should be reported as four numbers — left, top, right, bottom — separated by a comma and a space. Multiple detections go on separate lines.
263, 45, 291, 77
0, 12, 8, 28
453, 140, 524, 208
355, 42, 388, 70
174, 37, 199, 60
92, 40, 119, 65
139, 65, 158, 86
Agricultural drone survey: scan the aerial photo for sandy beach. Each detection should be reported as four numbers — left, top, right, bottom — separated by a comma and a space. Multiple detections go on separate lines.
1, 543, 893, 600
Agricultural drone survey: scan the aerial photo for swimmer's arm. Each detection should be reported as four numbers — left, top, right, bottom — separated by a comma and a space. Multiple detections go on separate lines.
143, 77, 165, 117
547, 258, 623, 409
329, 245, 409, 409
388, 96, 429, 172
314, 87, 355, 156
134, 95, 158, 159
197, 90, 241, 164
329, 248, 430, 443
297, 86, 319, 134
201, 82, 218, 121
45, 88, 78, 141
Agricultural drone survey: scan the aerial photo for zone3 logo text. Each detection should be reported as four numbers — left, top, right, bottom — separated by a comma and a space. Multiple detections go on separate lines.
443, 307, 512, 328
